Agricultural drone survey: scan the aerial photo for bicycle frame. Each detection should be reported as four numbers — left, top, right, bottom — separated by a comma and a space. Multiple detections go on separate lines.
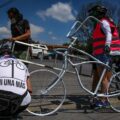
66, 16, 120, 98
42, 46, 113, 98
67, 47, 110, 97
41, 16, 120, 98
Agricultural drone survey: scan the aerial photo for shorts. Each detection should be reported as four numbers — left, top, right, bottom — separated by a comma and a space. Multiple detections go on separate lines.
94, 54, 110, 64
0, 91, 31, 116
94, 54, 112, 71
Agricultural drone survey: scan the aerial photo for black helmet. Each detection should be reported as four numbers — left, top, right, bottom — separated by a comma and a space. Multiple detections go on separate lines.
7, 7, 20, 15
0, 45, 12, 55
88, 5, 107, 17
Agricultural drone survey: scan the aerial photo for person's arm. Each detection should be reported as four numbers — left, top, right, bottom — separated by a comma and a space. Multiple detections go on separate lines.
12, 29, 31, 41
101, 20, 112, 47
10, 20, 31, 41
27, 76, 32, 94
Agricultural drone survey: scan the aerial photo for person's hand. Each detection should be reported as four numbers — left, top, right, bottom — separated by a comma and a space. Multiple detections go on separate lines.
9, 37, 16, 41
104, 45, 110, 54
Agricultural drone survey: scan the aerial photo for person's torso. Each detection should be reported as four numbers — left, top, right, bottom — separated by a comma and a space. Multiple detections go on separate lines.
0, 57, 29, 95
11, 19, 30, 51
92, 17, 120, 55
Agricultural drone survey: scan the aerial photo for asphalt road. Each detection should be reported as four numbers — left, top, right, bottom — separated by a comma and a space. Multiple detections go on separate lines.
20, 59, 120, 120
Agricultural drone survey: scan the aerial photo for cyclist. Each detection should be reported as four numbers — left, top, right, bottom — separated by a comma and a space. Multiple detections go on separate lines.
7, 7, 31, 61
0, 45, 32, 118
88, 5, 120, 107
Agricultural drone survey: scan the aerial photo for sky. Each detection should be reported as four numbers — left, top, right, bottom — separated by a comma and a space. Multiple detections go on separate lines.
0, 0, 120, 45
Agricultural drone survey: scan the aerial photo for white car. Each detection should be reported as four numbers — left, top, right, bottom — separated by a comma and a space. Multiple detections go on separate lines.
31, 44, 48, 59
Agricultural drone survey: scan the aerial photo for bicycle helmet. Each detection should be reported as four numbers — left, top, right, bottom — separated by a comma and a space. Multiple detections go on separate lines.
88, 5, 107, 18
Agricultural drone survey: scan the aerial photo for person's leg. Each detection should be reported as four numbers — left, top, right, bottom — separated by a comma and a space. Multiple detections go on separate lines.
94, 55, 111, 107
14, 104, 29, 115
92, 65, 99, 92
101, 70, 111, 92
13, 92, 31, 116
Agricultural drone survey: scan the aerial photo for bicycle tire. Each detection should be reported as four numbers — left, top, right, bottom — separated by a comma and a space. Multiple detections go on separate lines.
107, 72, 120, 112
27, 69, 66, 116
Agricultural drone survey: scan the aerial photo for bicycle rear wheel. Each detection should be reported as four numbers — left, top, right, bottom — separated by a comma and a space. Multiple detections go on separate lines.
27, 69, 66, 116
107, 72, 120, 112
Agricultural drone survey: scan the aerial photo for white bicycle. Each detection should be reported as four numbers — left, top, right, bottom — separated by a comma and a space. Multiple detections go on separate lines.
26, 16, 120, 116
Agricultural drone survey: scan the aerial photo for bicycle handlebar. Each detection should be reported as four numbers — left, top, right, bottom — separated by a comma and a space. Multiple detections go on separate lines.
66, 16, 101, 39
0, 38, 48, 50
15, 41, 48, 50
66, 16, 103, 49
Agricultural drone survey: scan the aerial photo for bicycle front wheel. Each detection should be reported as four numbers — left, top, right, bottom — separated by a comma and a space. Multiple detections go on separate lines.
27, 69, 66, 116
107, 72, 120, 112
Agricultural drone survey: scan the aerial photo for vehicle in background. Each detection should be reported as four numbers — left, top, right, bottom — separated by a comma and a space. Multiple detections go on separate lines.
43, 48, 67, 60
43, 50, 56, 60
31, 44, 48, 59
53, 48, 67, 60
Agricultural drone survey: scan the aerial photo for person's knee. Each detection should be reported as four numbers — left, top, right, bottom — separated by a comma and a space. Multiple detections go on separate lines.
14, 104, 29, 115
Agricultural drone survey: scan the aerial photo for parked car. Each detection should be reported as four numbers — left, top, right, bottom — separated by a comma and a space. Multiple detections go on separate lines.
53, 48, 67, 60
31, 44, 48, 59
44, 48, 67, 60
44, 50, 56, 60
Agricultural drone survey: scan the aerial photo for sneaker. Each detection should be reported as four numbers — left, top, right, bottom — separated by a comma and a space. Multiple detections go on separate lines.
103, 101, 110, 108
94, 100, 110, 108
